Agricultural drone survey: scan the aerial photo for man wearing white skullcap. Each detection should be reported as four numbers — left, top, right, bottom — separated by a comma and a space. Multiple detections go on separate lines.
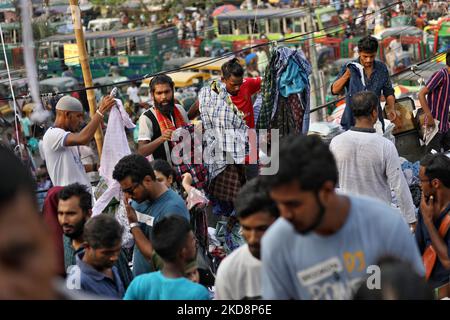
42, 95, 116, 190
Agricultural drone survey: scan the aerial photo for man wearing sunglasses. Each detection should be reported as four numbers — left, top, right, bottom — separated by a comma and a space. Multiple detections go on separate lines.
113, 154, 189, 276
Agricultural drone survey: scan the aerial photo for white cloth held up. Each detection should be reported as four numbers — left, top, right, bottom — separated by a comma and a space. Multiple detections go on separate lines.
92, 99, 135, 216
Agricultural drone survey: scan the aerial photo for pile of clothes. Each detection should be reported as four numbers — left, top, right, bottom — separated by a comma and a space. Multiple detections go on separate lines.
399, 158, 421, 208
308, 122, 344, 145
257, 47, 312, 136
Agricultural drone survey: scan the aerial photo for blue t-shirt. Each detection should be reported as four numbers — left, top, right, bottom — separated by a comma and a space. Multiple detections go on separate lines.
131, 189, 189, 276
124, 271, 210, 300
261, 195, 424, 300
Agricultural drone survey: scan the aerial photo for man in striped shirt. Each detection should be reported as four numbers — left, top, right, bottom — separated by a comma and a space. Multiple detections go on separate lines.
419, 51, 450, 153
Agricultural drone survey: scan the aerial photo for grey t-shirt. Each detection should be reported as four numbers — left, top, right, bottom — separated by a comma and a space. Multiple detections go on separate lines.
261, 195, 424, 300
42, 127, 91, 189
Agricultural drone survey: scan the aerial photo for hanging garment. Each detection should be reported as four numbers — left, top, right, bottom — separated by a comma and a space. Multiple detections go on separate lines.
257, 47, 311, 134
92, 99, 135, 216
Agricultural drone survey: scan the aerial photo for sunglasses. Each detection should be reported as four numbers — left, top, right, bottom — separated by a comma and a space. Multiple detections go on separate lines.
122, 182, 140, 195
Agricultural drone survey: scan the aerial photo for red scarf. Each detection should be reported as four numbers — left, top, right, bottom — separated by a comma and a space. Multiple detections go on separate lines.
153, 106, 187, 132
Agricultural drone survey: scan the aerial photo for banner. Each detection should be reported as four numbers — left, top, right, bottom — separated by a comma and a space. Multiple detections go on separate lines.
64, 43, 79, 66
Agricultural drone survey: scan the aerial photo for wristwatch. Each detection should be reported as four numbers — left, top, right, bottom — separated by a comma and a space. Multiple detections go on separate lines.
129, 222, 140, 231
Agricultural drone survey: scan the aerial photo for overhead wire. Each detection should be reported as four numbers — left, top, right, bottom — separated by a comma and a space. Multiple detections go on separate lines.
1, 0, 409, 100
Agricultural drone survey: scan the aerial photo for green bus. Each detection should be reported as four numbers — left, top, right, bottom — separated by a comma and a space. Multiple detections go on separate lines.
36, 26, 180, 80
214, 8, 309, 42
214, 6, 342, 43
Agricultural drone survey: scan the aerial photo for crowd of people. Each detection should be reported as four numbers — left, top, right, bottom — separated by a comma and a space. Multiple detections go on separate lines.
0, 30, 450, 301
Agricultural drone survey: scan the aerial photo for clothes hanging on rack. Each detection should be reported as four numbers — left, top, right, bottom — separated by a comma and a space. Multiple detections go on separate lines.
257, 47, 312, 136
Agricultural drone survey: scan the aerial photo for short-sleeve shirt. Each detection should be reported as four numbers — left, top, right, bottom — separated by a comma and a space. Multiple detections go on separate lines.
137, 104, 189, 142
230, 77, 262, 129
130, 189, 190, 276
124, 271, 210, 300
425, 68, 450, 133
42, 127, 91, 189
261, 195, 424, 300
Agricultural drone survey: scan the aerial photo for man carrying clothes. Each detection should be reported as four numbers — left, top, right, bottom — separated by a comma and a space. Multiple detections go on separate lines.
137, 74, 189, 162
331, 36, 396, 131
42, 95, 116, 190
199, 59, 252, 212
418, 51, 450, 153
415, 154, 450, 299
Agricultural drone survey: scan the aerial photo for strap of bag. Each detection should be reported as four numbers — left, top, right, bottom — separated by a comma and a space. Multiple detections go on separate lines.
423, 213, 450, 280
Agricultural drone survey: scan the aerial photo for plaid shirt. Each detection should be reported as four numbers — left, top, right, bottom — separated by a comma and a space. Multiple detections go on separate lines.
171, 124, 208, 190
199, 81, 249, 180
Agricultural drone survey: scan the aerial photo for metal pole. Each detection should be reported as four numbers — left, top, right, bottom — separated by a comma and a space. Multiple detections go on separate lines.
306, 0, 322, 122
69, 0, 104, 158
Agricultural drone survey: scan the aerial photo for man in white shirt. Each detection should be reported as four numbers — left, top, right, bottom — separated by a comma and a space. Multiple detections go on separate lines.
330, 91, 417, 228
126, 82, 140, 105
137, 74, 188, 163
214, 177, 279, 300
42, 95, 115, 190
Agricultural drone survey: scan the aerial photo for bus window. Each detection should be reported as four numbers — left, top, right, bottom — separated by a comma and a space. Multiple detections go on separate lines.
236, 20, 248, 35
286, 18, 294, 33
250, 19, 258, 34
219, 20, 233, 35
269, 19, 281, 34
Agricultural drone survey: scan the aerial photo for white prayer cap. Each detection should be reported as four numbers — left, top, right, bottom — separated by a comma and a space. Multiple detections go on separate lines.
56, 96, 83, 112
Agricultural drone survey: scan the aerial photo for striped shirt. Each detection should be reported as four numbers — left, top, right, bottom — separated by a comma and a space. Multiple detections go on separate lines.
426, 68, 450, 133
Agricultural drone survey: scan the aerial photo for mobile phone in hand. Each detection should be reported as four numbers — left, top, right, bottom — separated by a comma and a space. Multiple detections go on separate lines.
110, 87, 118, 98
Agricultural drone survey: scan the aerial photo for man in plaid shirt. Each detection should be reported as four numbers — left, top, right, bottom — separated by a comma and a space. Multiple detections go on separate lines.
199, 59, 250, 204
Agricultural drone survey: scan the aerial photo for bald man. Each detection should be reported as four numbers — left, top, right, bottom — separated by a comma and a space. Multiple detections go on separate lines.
42, 95, 116, 189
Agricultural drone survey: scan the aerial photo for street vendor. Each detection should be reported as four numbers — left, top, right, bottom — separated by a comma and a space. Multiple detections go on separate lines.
331, 36, 396, 131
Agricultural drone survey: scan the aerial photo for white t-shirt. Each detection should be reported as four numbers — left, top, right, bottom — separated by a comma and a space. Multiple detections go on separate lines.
329, 129, 416, 223
138, 105, 188, 162
137, 105, 189, 142
42, 127, 91, 189
79, 145, 99, 184
215, 244, 262, 300
127, 86, 140, 104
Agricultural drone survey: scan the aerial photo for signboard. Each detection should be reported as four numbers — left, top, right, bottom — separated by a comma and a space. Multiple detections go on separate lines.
64, 44, 79, 66
118, 56, 129, 67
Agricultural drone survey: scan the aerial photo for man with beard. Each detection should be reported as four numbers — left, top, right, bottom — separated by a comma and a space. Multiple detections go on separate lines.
66, 215, 125, 299
137, 74, 189, 162
42, 95, 116, 190
58, 183, 133, 288
215, 177, 279, 300
260, 135, 424, 300
113, 154, 189, 276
